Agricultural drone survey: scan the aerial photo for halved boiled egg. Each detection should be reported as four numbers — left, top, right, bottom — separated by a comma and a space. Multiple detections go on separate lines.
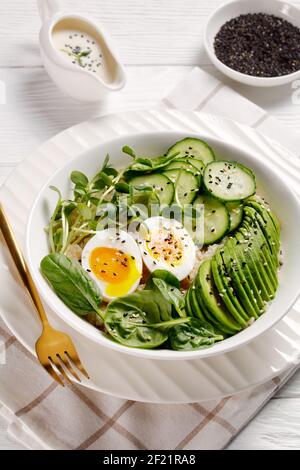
138, 216, 196, 281
82, 229, 142, 302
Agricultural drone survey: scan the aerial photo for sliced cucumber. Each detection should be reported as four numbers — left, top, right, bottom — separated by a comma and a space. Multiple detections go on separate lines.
187, 158, 205, 174
166, 137, 215, 166
203, 161, 256, 202
166, 169, 199, 206
193, 194, 229, 245
164, 159, 199, 175
227, 202, 243, 232
129, 173, 174, 206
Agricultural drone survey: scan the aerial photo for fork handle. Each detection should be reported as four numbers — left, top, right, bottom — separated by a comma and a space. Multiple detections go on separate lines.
0, 204, 49, 327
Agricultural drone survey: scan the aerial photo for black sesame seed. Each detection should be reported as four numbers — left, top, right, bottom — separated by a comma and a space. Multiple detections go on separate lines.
214, 13, 300, 77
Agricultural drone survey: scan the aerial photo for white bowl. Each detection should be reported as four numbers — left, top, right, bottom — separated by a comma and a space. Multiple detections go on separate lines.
204, 0, 300, 87
26, 130, 300, 360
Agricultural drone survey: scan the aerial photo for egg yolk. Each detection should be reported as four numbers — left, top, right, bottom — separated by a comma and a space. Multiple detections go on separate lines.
146, 229, 184, 266
89, 247, 141, 297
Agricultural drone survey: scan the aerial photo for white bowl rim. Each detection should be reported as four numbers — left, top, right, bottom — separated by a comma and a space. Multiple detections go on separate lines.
203, 0, 300, 86
26, 128, 300, 361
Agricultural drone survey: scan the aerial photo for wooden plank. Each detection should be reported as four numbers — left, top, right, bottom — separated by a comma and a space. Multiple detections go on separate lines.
1, 0, 299, 67
228, 397, 300, 449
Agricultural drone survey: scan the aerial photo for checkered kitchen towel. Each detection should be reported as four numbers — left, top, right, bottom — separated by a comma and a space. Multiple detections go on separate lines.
0, 67, 300, 450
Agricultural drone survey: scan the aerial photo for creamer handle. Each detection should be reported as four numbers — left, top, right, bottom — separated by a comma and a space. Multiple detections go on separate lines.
37, 0, 61, 22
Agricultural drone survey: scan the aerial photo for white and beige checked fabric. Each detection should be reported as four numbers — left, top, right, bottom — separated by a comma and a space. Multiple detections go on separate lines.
0, 67, 299, 450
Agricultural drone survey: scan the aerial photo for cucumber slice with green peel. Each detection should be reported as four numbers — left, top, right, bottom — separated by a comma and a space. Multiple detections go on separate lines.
129, 173, 174, 206
172, 169, 200, 206
227, 202, 243, 232
164, 159, 200, 175
166, 137, 215, 166
228, 235, 265, 311
198, 259, 241, 332
187, 158, 205, 174
236, 222, 276, 302
221, 245, 259, 319
233, 231, 272, 304
212, 251, 249, 326
193, 194, 229, 245
203, 161, 256, 202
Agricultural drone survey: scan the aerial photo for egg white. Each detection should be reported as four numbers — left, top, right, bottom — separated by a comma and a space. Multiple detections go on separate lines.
138, 216, 196, 281
82, 229, 143, 302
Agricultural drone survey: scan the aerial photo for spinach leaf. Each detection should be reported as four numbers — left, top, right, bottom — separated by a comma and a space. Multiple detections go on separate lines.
150, 269, 180, 288
40, 253, 103, 317
150, 277, 186, 318
104, 297, 168, 349
104, 270, 190, 348
169, 319, 224, 351
145, 272, 185, 318
104, 283, 189, 348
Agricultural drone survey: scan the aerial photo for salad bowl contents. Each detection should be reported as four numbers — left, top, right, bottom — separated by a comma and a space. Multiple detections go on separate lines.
34, 135, 283, 354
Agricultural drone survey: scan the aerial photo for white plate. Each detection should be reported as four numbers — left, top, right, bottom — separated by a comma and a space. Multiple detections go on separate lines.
1, 109, 300, 403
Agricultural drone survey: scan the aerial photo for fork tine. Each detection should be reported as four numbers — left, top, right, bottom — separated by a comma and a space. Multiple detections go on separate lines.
50, 357, 72, 385
60, 353, 81, 382
66, 351, 90, 379
44, 363, 64, 387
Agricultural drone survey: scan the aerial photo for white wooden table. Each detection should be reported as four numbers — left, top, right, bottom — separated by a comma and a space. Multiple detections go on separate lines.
1, 0, 300, 450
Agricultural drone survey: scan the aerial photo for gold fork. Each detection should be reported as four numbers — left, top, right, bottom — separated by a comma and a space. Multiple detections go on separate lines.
0, 203, 89, 386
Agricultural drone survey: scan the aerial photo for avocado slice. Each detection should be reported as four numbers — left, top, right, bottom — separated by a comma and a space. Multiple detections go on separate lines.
194, 274, 235, 335
250, 196, 280, 236
185, 287, 194, 317
243, 205, 279, 262
211, 251, 249, 327
242, 218, 278, 292
233, 230, 270, 307
190, 286, 206, 321
226, 237, 264, 315
221, 243, 259, 319
196, 260, 241, 333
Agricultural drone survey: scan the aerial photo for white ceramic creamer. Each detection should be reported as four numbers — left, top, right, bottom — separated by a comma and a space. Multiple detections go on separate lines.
37, 0, 126, 101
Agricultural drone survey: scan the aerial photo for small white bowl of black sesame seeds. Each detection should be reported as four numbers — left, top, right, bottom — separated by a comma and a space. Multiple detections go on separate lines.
204, 0, 300, 87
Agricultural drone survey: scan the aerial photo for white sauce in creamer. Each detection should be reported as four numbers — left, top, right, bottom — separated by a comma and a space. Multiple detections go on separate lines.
52, 18, 117, 84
